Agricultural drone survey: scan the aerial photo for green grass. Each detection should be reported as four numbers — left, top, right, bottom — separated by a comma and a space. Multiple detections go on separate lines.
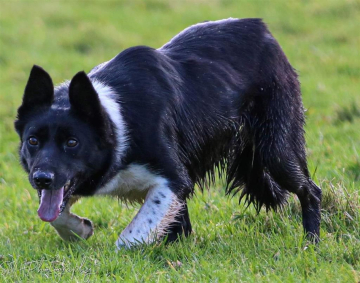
0, 0, 359, 281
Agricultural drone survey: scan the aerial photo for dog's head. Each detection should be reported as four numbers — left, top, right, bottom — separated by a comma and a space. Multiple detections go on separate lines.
15, 65, 116, 222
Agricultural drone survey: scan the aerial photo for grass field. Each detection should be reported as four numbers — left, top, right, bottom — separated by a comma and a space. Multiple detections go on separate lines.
0, 0, 359, 281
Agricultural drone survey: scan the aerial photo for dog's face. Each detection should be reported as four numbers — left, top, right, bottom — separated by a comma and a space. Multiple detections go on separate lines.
15, 66, 115, 222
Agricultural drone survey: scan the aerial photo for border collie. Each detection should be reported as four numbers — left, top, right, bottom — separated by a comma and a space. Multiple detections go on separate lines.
15, 18, 322, 248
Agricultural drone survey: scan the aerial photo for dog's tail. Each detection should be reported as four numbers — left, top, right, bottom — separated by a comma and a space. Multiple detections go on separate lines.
226, 29, 318, 214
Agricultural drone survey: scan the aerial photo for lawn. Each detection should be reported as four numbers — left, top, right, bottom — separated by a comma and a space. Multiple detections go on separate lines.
0, 0, 359, 281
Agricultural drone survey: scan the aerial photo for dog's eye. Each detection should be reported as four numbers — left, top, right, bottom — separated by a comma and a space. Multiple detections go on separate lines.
66, 139, 78, 147
28, 137, 39, 146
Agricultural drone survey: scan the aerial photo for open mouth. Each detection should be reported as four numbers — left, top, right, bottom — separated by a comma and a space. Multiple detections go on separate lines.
37, 180, 77, 222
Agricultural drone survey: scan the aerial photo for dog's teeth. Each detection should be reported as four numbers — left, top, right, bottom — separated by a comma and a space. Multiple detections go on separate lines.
64, 180, 71, 191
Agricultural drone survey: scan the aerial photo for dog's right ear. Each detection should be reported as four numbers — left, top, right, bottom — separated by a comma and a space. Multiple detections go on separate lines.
17, 65, 54, 117
15, 65, 54, 134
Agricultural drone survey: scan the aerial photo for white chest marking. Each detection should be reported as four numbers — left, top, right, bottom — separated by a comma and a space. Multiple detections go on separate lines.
96, 164, 165, 203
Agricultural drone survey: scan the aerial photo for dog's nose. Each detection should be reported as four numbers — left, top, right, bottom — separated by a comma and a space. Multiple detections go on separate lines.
33, 171, 54, 189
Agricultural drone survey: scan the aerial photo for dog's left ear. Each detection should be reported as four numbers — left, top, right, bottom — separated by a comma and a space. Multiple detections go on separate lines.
69, 71, 103, 120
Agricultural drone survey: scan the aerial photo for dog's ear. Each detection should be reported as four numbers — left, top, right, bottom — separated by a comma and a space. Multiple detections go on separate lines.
22, 65, 54, 106
15, 65, 54, 134
69, 72, 115, 146
69, 71, 103, 120
19, 65, 54, 111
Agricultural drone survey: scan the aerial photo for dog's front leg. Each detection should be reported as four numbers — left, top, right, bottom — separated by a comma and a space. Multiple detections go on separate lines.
50, 197, 94, 241
116, 184, 183, 249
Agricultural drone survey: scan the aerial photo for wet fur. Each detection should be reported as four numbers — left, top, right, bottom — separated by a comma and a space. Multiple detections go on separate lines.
15, 18, 321, 244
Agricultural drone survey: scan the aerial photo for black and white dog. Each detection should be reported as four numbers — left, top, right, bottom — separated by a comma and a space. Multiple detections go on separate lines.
15, 18, 322, 248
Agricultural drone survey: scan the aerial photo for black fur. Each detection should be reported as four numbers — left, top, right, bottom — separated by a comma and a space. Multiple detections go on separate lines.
15, 18, 321, 241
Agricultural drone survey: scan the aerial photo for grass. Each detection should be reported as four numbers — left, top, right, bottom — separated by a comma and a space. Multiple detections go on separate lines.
0, 0, 359, 281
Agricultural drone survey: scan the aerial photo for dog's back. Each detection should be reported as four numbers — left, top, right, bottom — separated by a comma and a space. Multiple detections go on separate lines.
92, 18, 320, 212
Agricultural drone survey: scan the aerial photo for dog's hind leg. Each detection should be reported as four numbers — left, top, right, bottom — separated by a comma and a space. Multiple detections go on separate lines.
229, 131, 321, 241
233, 34, 323, 240
50, 197, 94, 241
263, 154, 322, 241
116, 182, 185, 249
284, 173, 322, 241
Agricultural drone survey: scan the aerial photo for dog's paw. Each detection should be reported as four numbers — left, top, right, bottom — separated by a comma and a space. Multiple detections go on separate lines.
51, 216, 94, 241
79, 218, 94, 240
115, 237, 133, 250
115, 239, 127, 250
115, 235, 146, 250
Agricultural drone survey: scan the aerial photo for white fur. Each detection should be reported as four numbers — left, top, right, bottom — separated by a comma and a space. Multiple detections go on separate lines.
96, 164, 164, 203
51, 197, 93, 241
116, 184, 183, 249
91, 80, 128, 165
96, 163, 183, 248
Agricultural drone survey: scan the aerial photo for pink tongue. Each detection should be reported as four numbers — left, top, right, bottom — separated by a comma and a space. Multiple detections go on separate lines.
37, 187, 64, 222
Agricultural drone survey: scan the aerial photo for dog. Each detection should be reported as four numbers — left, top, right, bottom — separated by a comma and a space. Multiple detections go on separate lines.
15, 18, 322, 248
